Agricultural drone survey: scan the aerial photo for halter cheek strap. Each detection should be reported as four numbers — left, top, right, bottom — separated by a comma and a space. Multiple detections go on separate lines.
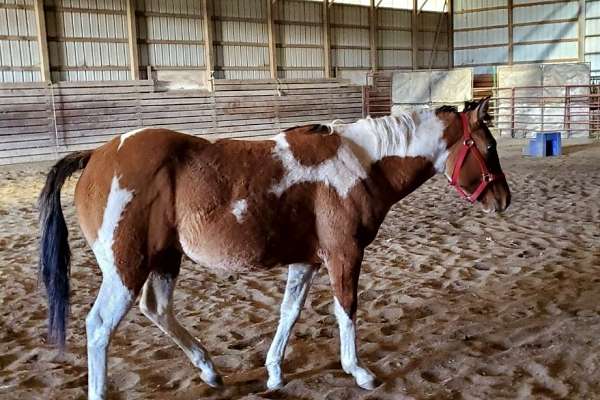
449, 113, 505, 203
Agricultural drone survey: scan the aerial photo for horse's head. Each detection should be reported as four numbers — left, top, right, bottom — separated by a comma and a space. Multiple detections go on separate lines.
443, 97, 511, 213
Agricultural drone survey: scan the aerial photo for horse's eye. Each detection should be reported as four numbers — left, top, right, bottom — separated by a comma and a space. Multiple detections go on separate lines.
487, 143, 496, 151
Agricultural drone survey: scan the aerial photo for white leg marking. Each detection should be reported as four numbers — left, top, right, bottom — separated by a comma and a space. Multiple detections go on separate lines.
86, 275, 133, 400
87, 176, 135, 400
333, 297, 377, 390
118, 127, 148, 150
230, 199, 248, 223
265, 264, 316, 390
140, 273, 222, 387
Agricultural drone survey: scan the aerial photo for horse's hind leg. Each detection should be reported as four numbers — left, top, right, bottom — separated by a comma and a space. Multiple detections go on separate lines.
265, 263, 317, 390
86, 248, 145, 400
139, 249, 222, 388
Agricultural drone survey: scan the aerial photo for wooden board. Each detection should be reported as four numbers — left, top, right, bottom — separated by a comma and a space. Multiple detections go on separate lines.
0, 79, 364, 165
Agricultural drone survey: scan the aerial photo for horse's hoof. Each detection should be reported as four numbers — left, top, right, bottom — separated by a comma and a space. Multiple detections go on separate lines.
201, 371, 224, 388
354, 369, 379, 390
356, 376, 378, 390
266, 377, 284, 391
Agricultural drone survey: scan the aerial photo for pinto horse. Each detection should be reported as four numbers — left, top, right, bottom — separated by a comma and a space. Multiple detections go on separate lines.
38, 97, 510, 399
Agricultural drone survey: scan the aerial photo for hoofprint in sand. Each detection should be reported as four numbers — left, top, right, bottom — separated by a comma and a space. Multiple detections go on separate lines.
1, 140, 599, 400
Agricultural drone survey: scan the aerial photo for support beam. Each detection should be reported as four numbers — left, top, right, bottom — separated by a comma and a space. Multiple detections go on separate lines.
33, 0, 50, 82
267, 0, 277, 79
507, 0, 513, 64
447, 0, 453, 68
125, 0, 139, 80
369, 0, 377, 72
578, 0, 586, 62
202, 0, 215, 87
411, 0, 419, 69
323, 0, 331, 78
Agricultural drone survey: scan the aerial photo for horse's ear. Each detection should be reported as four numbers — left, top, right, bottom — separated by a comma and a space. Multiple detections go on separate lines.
477, 96, 491, 121
469, 96, 491, 124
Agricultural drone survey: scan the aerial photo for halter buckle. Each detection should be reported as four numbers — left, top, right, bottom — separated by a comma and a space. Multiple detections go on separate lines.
482, 173, 493, 182
464, 139, 474, 146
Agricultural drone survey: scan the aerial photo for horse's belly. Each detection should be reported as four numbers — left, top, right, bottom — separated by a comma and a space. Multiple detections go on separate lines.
178, 217, 273, 272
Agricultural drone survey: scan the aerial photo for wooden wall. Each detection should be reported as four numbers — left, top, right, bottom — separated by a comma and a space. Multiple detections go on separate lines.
0, 78, 363, 165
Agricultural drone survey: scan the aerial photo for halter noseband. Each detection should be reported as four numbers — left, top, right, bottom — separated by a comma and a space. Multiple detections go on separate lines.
449, 113, 505, 203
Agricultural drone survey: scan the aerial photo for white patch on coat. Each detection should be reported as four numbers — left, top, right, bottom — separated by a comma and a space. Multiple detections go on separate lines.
334, 297, 377, 390
266, 264, 316, 390
269, 133, 367, 198
334, 111, 449, 172
231, 199, 248, 223
118, 127, 148, 150
87, 176, 135, 400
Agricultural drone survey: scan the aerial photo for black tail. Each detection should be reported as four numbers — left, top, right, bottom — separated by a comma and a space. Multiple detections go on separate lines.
38, 150, 92, 348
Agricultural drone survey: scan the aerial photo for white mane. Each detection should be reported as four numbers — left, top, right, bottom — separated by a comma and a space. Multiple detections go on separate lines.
332, 110, 449, 172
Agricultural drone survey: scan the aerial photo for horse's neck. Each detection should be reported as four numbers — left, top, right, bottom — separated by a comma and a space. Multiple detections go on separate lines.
339, 113, 448, 197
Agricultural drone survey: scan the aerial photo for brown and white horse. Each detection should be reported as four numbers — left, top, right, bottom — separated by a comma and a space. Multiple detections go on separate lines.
38, 97, 509, 399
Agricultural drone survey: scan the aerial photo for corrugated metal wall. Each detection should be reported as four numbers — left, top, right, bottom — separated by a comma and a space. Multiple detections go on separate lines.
453, 0, 583, 74
512, 0, 579, 63
586, 0, 600, 74
275, 0, 324, 79
330, 3, 370, 75
417, 10, 450, 68
453, 0, 509, 73
212, 0, 270, 79
377, 6, 412, 69
45, 0, 130, 81
0, 0, 40, 82
136, 0, 204, 78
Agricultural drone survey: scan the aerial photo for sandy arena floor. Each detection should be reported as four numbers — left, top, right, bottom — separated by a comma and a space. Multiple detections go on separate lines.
1, 140, 600, 400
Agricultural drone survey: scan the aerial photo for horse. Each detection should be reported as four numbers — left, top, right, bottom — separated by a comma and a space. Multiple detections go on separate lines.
38, 96, 510, 399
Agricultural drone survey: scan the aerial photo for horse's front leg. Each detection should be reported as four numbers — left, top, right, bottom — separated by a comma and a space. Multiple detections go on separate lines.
326, 250, 378, 390
265, 263, 317, 390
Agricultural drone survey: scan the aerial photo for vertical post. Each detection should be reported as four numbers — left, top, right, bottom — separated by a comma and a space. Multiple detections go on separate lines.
411, 0, 419, 70
447, 0, 453, 68
578, 0, 585, 62
507, 0, 513, 64
369, 0, 377, 73
33, 0, 51, 82
126, 0, 139, 80
202, 0, 214, 87
267, 0, 277, 79
323, 0, 331, 78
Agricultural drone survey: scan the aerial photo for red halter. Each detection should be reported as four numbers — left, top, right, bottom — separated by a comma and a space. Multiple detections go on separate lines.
449, 113, 505, 203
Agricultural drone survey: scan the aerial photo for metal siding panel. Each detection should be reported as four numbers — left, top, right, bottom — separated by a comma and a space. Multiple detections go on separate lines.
454, 27, 508, 47
454, 0, 507, 12
454, 8, 508, 29
513, 2, 579, 24
0, 2, 39, 82
455, 46, 509, 65
513, 41, 578, 62
514, 21, 577, 43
